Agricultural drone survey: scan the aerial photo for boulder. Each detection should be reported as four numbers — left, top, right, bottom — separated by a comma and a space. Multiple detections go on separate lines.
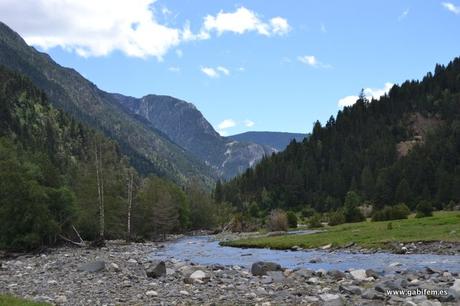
339, 285, 362, 295
328, 269, 346, 280
319, 293, 344, 306
449, 279, 460, 299
78, 260, 106, 273
184, 270, 210, 284
349, 269, 367, 281
251, 261, 283, 276
146, 261, 166, 278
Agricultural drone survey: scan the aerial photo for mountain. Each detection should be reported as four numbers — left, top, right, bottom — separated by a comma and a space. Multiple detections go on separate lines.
229, 131, 307, 151
0, 21, 278, 181
220, 58, 460, 213
0, 22, 213, 186
111, 93, 277, 179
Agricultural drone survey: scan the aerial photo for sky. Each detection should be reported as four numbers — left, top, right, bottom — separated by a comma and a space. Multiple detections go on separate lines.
0, 0, 459, 136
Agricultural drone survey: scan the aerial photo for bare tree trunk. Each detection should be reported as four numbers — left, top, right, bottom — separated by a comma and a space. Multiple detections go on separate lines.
126, 170, 133, 243
95, 143, 104, 240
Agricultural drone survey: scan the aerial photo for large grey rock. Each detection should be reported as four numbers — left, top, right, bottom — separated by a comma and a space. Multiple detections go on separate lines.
78, 260, 106, 273
328, 269, 346, 280
319, 293, 344, 306
250, 262, 282, 276
146, 261, 166, 278
339, 285, 362, 295
449, 279, 460, 299
184, 270, 210, 284
350, 269, 368, 281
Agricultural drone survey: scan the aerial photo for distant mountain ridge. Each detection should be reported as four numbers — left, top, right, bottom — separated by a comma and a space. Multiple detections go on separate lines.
229, 131, 307, 151
111, 93, 278, 179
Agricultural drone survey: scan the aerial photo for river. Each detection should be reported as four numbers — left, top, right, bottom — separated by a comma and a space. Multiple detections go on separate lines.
150, 235, 460, 273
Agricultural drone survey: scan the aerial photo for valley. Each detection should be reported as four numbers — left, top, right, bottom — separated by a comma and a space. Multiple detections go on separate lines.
1, 2, 460, 305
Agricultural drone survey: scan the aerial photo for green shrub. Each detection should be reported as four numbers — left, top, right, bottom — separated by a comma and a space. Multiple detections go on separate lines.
328, 210, 345, 226
308, 214, 323, 228
343, 191, 365, 223
372, 203, 410, 221
286, 211, 298, 228
416, 200, 433, 218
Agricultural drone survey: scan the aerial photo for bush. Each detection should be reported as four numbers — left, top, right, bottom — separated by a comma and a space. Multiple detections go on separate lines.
372, 204, 410, 221
343, 191, 366, 223
286, 211, 298, 228
308, 214, 323, 228
328, 210, 345, 226
416, 200, 433, 218
267, 209, 288, 231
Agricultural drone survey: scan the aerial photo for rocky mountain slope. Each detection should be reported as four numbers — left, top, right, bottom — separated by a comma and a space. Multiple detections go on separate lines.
229, 131, 307, 151
111, 93, 277, 179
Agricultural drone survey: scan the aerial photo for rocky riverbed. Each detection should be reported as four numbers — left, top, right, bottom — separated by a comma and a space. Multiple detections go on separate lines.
1, 241, 460, 305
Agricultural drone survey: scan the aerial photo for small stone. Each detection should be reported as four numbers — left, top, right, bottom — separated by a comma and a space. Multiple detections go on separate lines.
319, 293, 344, 306
389, 262, 402, 268
55, 295, 67, 304
251, 262, 283, 276
309, 257, 322, 263
321, 244, 332, 250
180, 290, 189, 295
78, 261, 106, 273
127, 258, 138, 264
449, 278, 460, 299
47, 280, 58, 285
145, 290, 158, 297
110, 263, 120, 272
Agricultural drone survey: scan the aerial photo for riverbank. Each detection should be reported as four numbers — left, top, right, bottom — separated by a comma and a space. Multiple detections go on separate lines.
1, 241, 459, 305
221, 211, 460, 255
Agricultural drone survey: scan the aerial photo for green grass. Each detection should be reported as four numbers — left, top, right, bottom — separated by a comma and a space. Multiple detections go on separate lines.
222, 211, 460, 250
0, 294, 50, 306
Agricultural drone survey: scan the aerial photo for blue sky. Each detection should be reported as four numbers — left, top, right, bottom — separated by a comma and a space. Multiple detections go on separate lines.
1, 0, 460, 135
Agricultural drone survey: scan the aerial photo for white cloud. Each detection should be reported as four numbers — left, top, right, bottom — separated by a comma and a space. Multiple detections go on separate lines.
201, 66, 230, 78
201, 67, 219, 78
168, 66, 180, 73
270, 17, 291, 35
298, 55, 317, 66
338, 82, 394, 107
203, 7, 290, 36
320, 23, 327, 33
442, 2, 460, 14
217, 66, 230, 76
244, 120, 255, 127
398, 8, 410, 21
0, 2, 290, 59
338, 95, 360, 107
0, 0, 184, 59
218, 119, 236, 129
298, 55, 331, 68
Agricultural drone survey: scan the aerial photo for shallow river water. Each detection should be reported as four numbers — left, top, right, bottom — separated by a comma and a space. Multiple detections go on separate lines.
150, 236, 460, 273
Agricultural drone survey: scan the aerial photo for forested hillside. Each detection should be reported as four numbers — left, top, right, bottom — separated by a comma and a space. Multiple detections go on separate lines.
0, 66, 224, 251
0, 22, 214, 187
219, 58, 460, 216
